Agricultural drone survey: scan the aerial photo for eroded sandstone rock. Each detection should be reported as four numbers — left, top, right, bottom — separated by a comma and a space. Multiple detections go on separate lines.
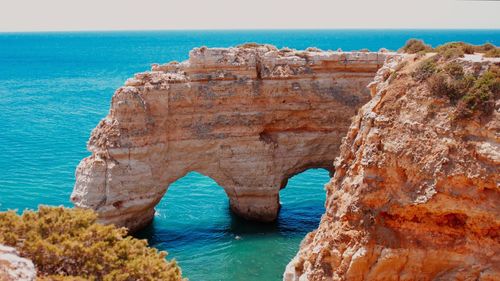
284, 55, 500, 280
72, 44, 397, 231
0, 245, 36, 281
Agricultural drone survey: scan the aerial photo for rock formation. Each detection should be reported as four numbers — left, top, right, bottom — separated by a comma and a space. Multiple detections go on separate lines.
71, 44, 395, 231
284, 54, 500, 280
0, 244, 36, 281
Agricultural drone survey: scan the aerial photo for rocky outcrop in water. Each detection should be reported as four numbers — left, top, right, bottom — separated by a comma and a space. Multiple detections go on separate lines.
0, 244, 36, 281
71, 44, 396, 231
284, 54, 500, 280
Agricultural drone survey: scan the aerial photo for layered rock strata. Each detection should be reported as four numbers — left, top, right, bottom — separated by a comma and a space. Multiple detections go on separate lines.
0, 245, 36, 281
71, 44, 395, 231
284, 55, 500, 280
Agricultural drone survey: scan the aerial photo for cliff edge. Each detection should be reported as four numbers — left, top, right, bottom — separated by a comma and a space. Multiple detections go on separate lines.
284, 53, 500, 280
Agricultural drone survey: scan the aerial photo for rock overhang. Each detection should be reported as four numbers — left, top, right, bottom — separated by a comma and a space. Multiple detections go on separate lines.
71, 44, 401, 232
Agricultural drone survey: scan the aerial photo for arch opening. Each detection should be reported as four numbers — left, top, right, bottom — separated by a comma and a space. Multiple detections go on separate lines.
279, 163, 334, 191
278, 168, 330, 232
135, 168, 331, 281
153, 171, 229, 228
134, 171, 232, 279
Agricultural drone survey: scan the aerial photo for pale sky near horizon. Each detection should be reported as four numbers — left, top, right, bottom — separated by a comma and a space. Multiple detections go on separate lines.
0, 0, 499, 32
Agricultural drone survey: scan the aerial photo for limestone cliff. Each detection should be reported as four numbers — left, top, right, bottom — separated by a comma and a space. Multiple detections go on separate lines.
0, 245, 36, 281
284, 54, 500, 280
72, 44, 395, 231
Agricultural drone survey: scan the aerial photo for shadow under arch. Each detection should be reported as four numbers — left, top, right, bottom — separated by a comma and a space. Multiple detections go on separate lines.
279, 162, 334, 191
277, 168, 330, 232
134, 171, 230, 246
228, 167, 331, 235
134, 168, 331, 281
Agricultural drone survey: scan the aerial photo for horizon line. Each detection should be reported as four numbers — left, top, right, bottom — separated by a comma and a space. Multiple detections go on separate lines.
1, 27, 500, 34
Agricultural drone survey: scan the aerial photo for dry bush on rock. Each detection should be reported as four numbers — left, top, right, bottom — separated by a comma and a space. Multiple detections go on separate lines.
0, 206, 183, 281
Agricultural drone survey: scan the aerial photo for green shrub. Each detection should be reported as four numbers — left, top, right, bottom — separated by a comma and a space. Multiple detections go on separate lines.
455, 74, 477, 94
238, 42, 261, 48
462, 43, 476, 55
484, 48, 500, 58
489, 64, 500, 77
426, 64, 499, 118
435, 42, 473, 55
399, 39, 432, 54
433, 41, 500, 58
472, 70, 500, 97
479, 43, 495, 52
441, 47, 465, 60
0, 206, 183, 281
466, 71, 500, 113
412, 57, 438, 81
427, 72, 460, 100
444, 62, 464, 79
406, 43, 499, 118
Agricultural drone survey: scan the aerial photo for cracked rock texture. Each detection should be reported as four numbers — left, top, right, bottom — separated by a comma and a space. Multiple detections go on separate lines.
284, 55, 500, 280
71, 44, 395, 231
0, 244, 36, 281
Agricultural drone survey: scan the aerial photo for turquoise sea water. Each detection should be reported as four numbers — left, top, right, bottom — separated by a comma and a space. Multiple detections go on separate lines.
0, 30, 499, 281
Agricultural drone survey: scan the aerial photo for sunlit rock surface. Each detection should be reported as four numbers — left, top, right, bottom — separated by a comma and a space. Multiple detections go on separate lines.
0, 245, 36, 281
71, 44, 397, 231
284, 55, 500, 280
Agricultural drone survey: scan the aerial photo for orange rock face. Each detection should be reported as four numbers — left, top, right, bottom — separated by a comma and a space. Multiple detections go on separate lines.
71, 44, 395, 231
284, 55, 500, 280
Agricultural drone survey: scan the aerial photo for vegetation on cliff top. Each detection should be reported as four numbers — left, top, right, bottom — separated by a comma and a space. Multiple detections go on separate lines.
400, 39, 500, 58
0, 206, 183, 281
411, 52, 499, 119
398, 39, 433, 54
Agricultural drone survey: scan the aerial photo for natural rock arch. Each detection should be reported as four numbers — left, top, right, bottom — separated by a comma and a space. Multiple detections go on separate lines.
71, 44, 396, 231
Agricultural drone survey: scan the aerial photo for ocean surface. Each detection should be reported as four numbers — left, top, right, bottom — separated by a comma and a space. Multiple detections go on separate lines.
0, 30, 499, 281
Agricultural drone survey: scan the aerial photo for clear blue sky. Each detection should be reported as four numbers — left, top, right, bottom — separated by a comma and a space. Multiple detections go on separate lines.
1, 0, 499, 32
